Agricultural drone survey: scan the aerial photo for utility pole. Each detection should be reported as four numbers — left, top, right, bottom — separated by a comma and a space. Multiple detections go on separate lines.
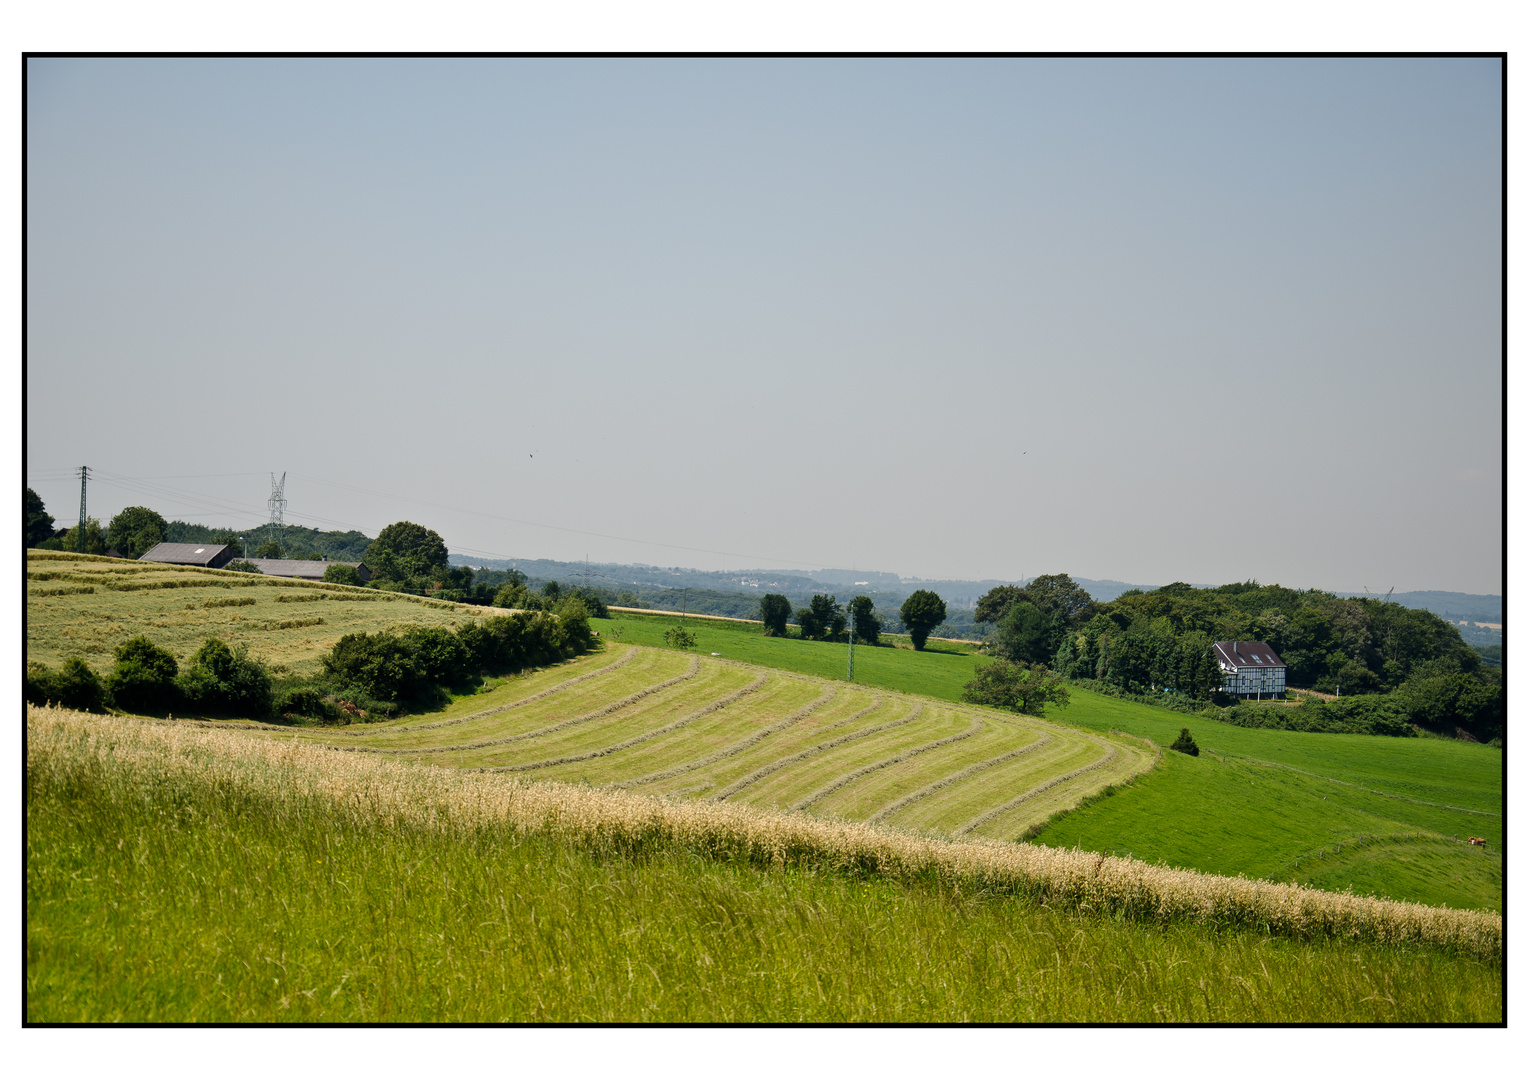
76, 466, 91, 553
847, 604, 856, 682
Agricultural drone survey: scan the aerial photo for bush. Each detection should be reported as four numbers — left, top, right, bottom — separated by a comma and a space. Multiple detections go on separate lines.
1170, 728, 1199, 756
322, 563, 362, 586
321, 632, 428, 704
273, 685, 342, 723
176, 638, 273, 717
26, 657, 107, 712
224, 559, 262, 574
664, 624, 698, 650
105, 636, 181, 715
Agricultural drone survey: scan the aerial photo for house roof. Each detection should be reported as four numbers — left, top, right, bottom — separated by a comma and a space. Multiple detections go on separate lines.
244, 558, 366, 580
138, 542, 234, 566
1213, 640, 1285, 669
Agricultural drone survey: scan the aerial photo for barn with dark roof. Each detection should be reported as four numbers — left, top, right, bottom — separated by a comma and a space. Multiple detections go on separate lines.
137, 542, 236, 569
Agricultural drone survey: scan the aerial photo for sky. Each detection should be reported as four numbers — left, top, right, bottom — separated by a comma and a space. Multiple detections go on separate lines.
25, 58, 1503, 594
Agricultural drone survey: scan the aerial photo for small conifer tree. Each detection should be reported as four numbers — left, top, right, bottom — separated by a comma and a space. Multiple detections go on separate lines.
1170, 727, 1199, 756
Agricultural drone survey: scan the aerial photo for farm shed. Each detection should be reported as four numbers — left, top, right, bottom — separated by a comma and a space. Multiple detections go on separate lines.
137, 542, 236, 569
1213, 640, 1286, 699
243, 558, 371, 582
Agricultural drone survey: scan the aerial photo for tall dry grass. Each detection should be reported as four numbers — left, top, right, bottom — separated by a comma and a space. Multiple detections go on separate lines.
26, 705, 1501, 960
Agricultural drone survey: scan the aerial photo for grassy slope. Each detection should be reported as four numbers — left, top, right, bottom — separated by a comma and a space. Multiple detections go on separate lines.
26, 551, 494, 675
284, 644, 1152, 840
27, 743, 1500, 1023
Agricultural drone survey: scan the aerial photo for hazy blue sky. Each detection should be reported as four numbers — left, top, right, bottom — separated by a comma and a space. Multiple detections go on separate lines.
25, 58, 1502, 593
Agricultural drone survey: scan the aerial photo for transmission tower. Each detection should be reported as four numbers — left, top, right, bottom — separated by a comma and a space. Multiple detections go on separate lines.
267, 472, 288, 552
76, 465, 91, 553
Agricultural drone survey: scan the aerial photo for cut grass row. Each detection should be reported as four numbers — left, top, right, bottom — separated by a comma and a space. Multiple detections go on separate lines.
597, 613, 1505, 911
295, 645, 1151, 838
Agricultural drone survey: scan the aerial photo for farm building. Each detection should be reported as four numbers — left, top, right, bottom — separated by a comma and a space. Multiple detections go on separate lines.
1213, 640, 1286, 698
137, 542, 236, 569
242, 558, 371, 582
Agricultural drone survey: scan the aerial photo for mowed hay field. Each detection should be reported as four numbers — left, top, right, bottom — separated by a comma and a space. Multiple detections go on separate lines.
596, 613, 1505, 913
26, 706, 1503, 1022
26, 551, 496, 674
288, 644, 1156, 842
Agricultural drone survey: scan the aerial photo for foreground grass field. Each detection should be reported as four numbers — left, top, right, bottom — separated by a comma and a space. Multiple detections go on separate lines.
26, 706, 1502, 1022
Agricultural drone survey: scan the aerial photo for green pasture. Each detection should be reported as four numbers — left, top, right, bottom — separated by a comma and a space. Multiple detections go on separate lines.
27, 753, 1500, 1022
597, 611, 984, 701
1031, 688, 1503, 911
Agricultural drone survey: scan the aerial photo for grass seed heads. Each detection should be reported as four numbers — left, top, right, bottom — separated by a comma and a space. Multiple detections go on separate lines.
26, 704, 1501, 961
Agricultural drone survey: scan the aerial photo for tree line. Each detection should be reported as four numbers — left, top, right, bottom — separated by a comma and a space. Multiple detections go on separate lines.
755, 589, 949, 650
964, 573, 1503, 742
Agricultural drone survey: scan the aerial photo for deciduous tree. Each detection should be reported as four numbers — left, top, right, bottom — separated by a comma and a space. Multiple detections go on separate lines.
365, 521, 449, 582
759, 593, 792, 637
961, 658, 1070, 717
847, 595, 881, 646
899, 589, 947, 650
25, 488, 54, 547
106, 506, 168, 560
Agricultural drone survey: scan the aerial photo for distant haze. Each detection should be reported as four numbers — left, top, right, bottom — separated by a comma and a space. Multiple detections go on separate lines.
25, 58, 1502, 594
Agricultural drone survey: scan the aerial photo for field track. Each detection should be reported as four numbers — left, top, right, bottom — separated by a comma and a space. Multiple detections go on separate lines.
292, 644, 1154, 839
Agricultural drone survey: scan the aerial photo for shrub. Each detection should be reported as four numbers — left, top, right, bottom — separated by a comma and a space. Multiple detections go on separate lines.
105, 636, 181, 715
664, 624, 698, 650
321, 632, 428, 704
25, 657, 107, 712
1170, 728, 1200, 756
176, 638, 273, 717
224, 559, 262, 574
322, 563, 363, 586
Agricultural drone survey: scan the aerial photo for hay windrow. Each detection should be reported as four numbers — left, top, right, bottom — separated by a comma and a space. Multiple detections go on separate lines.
27, 705, 1499, 960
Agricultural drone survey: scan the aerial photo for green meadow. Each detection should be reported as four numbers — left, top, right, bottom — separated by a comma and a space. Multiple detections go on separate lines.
598, 610, 983, 701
